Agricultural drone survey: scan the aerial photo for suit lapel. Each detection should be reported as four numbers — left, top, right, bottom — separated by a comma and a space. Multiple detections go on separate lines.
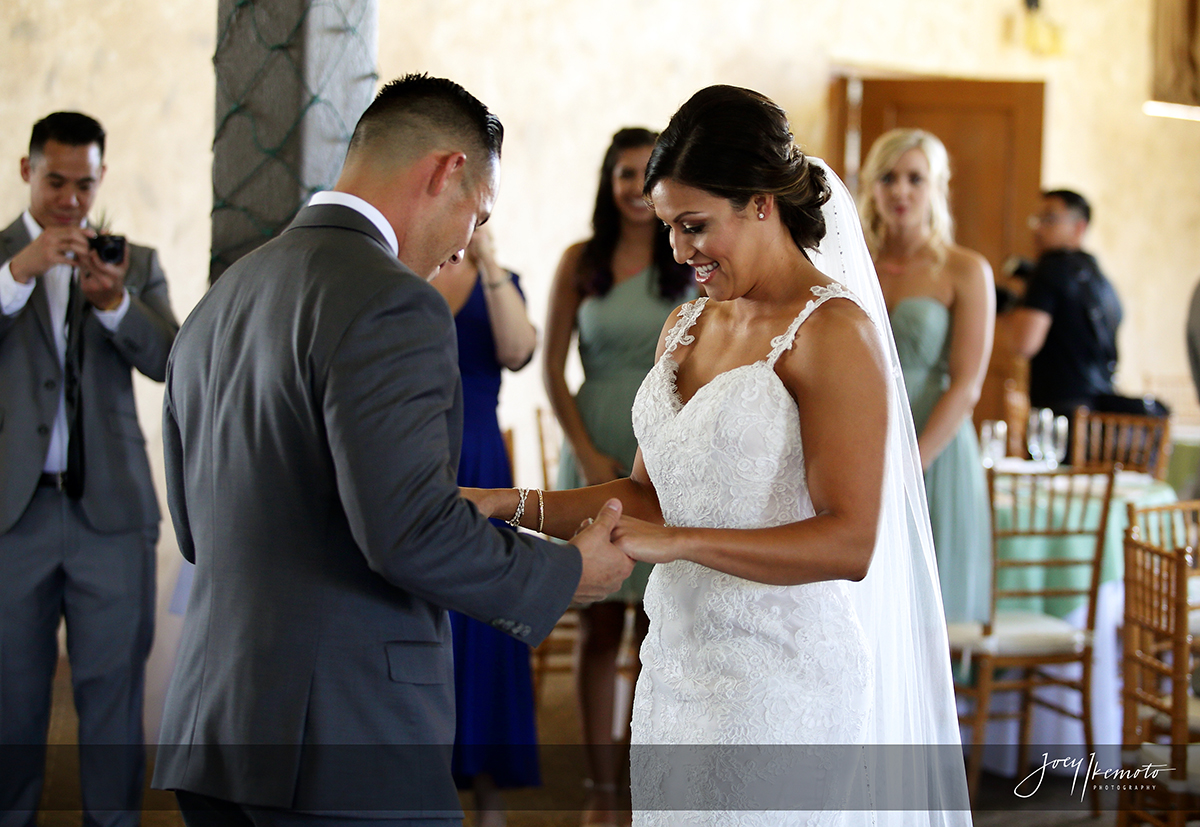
0, 216, 58, 354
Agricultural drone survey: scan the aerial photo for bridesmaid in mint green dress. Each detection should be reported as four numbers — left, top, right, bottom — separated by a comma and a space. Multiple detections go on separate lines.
543, 128, 694, 824
859, 128, 995, 625
556, 265, 683, 599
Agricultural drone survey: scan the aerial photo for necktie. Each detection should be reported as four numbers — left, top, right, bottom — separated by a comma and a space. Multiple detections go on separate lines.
64, 270, 85, 499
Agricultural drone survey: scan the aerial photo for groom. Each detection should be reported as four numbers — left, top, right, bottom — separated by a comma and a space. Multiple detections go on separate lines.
153, 74, 632, 822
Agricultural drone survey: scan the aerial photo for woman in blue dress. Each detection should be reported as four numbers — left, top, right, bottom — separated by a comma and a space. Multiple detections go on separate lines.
857, 128, 995, 625
433, 227, 538, 827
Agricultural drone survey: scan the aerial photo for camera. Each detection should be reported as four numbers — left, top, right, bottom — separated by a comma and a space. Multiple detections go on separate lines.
88, 234, 126, 264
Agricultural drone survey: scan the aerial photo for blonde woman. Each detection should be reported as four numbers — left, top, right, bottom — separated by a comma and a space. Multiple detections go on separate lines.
858, 128, 994, 625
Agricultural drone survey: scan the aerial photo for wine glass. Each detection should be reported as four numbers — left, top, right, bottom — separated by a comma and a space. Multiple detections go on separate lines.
980, 420, 1007, 468
1052, 415, 1070, 466
1038, 408, 1057, 468
1027, 410, 1045, 462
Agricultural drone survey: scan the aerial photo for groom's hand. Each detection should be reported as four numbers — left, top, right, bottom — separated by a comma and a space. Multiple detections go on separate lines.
570, 498, 634, 604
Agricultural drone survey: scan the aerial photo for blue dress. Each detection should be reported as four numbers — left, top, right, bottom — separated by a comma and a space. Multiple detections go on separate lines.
449, 274, 540, 788
890, 297, 991, 624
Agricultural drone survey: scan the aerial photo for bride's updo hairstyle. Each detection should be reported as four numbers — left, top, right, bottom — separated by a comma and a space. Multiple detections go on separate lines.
643, 85, 831, 254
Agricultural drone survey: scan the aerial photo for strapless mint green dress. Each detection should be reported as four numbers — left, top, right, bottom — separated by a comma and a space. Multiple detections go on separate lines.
558, 266, 693, 603
891, 297, 991, 624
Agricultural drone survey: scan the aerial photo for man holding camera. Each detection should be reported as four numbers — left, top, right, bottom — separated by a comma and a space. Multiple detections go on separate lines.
0, 111, 179, 824
1008, 189, 1122, 419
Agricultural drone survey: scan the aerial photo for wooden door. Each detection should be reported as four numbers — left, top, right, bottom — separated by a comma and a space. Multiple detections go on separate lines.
827, 76, 1045, 452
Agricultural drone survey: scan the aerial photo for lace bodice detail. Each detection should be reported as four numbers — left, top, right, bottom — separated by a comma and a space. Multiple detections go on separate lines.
628, 284, 875, 826
639, 283, 860, 531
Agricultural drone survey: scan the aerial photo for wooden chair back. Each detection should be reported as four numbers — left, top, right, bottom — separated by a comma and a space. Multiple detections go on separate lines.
1128, 499, 1200, 551
502, 428, 515, 478
986, 465, 1117, 634
954, 465, 1117, 814
1121, 505, 1196, 803
1073, 408, 1172, 480
1002, 377, 1031, 459
530, 607, 579, 709
530, 407, 572, 709
536, 406, 562, 491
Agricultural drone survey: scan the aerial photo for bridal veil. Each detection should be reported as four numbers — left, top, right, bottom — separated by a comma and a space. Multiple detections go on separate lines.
810, 159, 972, 825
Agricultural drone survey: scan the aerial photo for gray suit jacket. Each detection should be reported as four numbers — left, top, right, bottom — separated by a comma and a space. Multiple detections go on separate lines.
0, 216, 179, 535
153, 204, 581, 812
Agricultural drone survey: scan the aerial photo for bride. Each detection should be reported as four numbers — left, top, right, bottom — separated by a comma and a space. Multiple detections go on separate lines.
466, 85, 969, 826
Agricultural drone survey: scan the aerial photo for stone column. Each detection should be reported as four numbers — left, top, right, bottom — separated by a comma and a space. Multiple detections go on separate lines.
210, 0, 377, 281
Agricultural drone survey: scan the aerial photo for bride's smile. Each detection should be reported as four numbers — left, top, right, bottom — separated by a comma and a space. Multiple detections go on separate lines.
691, 260, 718, 282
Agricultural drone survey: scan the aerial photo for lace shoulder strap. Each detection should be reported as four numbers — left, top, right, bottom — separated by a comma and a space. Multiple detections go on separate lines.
766, 282, 862, 368
662, 297, 709, 356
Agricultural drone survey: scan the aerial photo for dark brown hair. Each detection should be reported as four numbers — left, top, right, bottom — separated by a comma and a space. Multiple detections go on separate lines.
577, 128, 693, 299
645, 85, 830, 253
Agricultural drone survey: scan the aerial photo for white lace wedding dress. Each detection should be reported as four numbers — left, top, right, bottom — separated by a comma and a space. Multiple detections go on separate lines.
629, 286, 876, 826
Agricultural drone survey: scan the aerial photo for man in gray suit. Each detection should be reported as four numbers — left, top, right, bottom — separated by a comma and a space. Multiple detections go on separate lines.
0, 112, 179, 824
154, 75, 633, 823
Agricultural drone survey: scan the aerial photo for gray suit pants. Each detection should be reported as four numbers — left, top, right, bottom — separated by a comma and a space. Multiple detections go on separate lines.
0, 486, 155, 827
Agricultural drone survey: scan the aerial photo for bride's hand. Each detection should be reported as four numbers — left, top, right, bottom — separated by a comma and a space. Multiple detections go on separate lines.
612, 515, 684, 565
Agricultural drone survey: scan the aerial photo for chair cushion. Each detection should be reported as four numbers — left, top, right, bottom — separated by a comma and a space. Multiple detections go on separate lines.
947, 621, 984, 651
1149, 694, 1200, 733
976, 611, 1088, 656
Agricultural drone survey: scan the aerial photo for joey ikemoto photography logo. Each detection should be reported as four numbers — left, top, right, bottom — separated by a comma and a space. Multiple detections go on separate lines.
1014, 752, 1173, 801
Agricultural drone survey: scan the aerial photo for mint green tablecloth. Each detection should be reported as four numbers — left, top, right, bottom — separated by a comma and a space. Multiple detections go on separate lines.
993, 469, 1177, 619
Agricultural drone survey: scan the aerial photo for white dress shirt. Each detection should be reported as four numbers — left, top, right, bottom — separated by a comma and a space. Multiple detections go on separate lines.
307, 191, 399, 257
0, 211, 130, 472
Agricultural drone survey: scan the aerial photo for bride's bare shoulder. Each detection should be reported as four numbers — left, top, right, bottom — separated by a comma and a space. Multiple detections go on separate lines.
788, 293, 888, 375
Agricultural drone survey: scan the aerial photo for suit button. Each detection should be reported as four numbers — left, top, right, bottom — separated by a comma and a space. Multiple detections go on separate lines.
37, 425, 49, 435
44, 379, 57, 391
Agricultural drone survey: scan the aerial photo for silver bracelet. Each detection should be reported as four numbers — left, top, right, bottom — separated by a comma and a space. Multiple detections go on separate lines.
536, 488, 545, 534
507, 488, 529, 528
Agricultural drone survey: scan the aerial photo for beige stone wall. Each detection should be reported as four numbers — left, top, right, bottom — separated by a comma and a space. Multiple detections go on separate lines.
373, 0, 1200, 473
3, 0, 1199, 728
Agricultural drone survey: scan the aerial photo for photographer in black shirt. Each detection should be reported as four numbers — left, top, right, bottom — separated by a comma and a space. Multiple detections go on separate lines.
1008, 189, 1122, 421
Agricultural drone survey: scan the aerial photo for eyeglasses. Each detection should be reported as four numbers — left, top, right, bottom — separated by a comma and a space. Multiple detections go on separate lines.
1027, 213, 1072, 229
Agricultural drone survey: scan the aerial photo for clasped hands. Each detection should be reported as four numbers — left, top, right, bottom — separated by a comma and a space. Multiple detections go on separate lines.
462, 487, 681, 604
8, 224, 129, 310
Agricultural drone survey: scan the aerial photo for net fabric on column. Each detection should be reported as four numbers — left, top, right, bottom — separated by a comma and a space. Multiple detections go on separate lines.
211, 0, 378, 282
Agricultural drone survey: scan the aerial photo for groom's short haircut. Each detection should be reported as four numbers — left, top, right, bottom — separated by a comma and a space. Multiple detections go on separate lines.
348, 74, 503, 175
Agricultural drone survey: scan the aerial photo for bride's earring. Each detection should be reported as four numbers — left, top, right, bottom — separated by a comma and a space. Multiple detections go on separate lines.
758, 212, 765, 220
